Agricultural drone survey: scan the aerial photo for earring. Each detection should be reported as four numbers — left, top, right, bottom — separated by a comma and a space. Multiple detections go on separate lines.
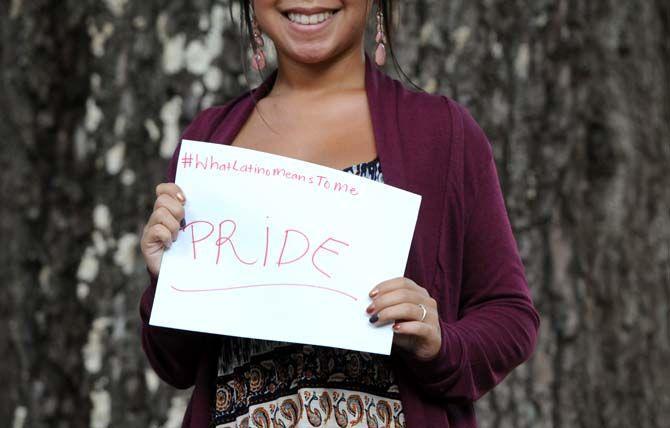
374, 1, 387, 66
250, 10, 266, 70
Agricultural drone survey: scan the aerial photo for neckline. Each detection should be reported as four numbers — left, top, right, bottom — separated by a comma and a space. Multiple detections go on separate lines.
230, 53, 395, 184
342, 156, 380, 172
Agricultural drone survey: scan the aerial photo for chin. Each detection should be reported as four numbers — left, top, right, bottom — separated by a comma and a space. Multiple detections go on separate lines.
286, 45, 339, 65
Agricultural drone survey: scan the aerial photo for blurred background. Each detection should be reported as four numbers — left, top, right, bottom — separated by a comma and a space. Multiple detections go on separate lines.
1, 0, 669, 427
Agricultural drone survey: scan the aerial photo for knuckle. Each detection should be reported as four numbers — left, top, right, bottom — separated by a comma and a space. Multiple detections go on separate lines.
159, 194, 183, 216
146, 226, 159, 240
377, 308, 393, 323
162, 194, 178, 210
401, 322, 415, 334
158, 225, 171, 239
154, 207, 168, 222
165, 218, 179, 232
162, 209, 174, 223
161, 206, 175, 220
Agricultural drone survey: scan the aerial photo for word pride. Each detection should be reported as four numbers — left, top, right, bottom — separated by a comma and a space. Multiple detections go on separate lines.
183, 218, 349, 280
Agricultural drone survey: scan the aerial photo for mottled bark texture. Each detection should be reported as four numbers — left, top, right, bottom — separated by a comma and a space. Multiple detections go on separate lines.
1, 0, 668, 427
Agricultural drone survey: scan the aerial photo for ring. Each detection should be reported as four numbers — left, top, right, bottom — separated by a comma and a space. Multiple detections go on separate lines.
418, 303, 427, 322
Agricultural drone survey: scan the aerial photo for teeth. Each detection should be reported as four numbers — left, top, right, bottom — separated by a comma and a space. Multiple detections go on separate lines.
287, 11, 334, 25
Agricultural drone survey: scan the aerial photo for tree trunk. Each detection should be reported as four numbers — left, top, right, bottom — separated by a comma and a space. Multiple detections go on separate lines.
1, 1, 668, 427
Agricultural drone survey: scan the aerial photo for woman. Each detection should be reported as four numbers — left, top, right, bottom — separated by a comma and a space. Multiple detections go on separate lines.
139, 1, 541, 427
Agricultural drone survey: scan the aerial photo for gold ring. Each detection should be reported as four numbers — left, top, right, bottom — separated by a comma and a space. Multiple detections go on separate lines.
418, 303, 427, 322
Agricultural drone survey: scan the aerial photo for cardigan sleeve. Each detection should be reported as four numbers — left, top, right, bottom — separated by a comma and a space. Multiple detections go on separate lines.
139, 109, 223, 389
140, 262, 209, 389
396, 102, 541, 402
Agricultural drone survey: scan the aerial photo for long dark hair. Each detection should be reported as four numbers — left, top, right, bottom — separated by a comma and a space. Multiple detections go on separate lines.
228, 0, 423, 92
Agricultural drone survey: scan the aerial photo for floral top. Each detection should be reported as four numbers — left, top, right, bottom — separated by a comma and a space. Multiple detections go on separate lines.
211, 158, 405, 428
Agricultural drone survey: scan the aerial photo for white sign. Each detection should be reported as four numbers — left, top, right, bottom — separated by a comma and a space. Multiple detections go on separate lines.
149, 140, 421, 355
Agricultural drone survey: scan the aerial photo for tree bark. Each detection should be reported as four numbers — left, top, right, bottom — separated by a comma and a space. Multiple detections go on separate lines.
1, 1, 668, 427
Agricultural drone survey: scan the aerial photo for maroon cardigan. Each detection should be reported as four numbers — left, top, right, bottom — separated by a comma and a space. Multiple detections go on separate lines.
140, 54, 540, 427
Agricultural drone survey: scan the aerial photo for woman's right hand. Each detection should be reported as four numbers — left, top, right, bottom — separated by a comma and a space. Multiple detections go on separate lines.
141, 183, 186, 277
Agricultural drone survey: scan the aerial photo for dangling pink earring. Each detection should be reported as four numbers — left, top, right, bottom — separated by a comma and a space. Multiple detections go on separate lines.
375, 1, 387, 66
250, 10, 266, 71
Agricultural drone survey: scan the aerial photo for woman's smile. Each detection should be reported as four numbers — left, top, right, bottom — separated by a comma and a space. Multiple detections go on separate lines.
280, 6, 341, 35
252, 1, 362, 65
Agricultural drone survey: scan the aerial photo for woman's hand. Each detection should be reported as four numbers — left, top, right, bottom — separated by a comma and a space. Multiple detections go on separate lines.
140, 183, 186, 276
367, 277, 442, 361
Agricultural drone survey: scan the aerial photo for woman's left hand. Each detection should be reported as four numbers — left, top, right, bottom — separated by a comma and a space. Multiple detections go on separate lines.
367, 277, 442, 361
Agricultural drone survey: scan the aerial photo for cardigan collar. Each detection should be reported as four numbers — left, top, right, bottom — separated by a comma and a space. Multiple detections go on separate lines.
216, 52, 407, 191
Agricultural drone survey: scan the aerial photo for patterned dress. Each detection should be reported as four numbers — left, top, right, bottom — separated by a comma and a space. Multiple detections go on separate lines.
211, 158, 406, 428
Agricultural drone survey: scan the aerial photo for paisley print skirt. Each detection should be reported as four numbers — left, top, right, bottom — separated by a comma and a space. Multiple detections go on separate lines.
212, 342, 405, 428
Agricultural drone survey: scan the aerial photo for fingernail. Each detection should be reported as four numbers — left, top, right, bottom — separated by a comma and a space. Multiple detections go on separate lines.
369, 288, 378, 297
176, 192, 185, 203
393, 323, 400, 331
366, 304, 375, 314
180, 218, 186, 229
369, 314, 378, 324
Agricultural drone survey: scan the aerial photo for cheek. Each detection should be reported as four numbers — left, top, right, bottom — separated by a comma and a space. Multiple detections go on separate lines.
343, 2, 373, 34
329, 4, 370, 40
251, 0, 278, 28
253, 0, 275, 9
344, 0, 373, 8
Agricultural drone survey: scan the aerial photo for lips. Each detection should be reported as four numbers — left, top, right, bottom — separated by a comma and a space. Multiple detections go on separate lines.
281, 6, 341, 15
